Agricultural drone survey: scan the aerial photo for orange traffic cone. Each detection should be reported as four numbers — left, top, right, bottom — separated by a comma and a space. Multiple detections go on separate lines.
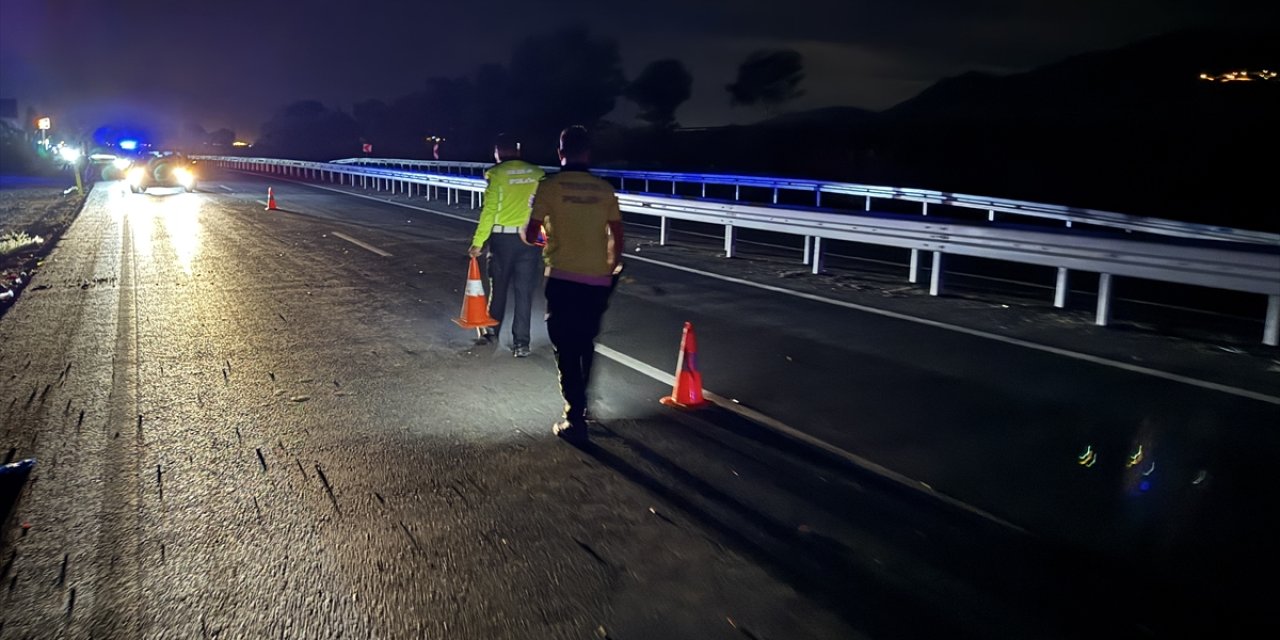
453, 256, 499, 329
661, 322, 707, 409
265, 187, 278, 211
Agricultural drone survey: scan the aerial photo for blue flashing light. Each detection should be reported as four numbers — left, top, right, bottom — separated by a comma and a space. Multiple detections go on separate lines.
119, 139, 139, 151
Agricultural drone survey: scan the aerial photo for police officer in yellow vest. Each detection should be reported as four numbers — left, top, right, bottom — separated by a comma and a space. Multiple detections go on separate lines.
469, 134, 546, 357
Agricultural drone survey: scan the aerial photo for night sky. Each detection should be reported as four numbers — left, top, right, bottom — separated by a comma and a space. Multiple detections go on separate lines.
0, 0, 1268, 140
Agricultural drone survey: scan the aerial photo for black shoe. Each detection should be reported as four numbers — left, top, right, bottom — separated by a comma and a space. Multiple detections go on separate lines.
552, 419, 589, 445
513, 345, 531, 358
475, 328, 497, 344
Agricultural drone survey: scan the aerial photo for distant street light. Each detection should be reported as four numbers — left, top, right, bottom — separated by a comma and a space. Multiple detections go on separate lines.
37, 116, 51, 146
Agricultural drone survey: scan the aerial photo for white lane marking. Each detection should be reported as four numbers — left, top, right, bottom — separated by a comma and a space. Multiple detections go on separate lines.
218, 184, 235, 192
330, 231, 393, 257
626, 254, 1280, 407
251, 170, 1280, 406
255, 200, 268, 207
593, 343, 1028, 533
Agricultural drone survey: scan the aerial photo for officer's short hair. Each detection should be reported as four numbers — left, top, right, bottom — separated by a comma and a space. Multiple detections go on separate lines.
559, 126, 591, 157
494, 133, 519, 154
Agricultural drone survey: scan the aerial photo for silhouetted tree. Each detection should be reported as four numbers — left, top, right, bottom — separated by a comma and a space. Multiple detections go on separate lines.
472, 64, 512, 142
421, 77, 475, 145
353, 99, 399, 151
182, 122, 208, 150
258, 100, 360, 160
506, 26, 625, 146
727, 49, 805, 114
208, 128, 235, 147
624, 59, 693, 129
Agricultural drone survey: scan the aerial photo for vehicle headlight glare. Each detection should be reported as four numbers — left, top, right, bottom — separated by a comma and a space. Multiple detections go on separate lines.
127, 167, 145, 185
173, 168, 194, 187
112, 158, 131, 170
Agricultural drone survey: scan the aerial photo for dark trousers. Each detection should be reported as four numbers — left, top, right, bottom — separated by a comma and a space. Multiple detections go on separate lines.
545, 277, 614, 421
486, 234, 543, 348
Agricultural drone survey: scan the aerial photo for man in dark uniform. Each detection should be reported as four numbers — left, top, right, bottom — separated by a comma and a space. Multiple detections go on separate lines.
523, 126, 624, 444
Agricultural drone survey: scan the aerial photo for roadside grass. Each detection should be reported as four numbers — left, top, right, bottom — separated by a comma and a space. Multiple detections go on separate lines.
0, 232, 44, 257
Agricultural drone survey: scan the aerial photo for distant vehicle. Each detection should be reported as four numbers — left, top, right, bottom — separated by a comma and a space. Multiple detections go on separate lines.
124, 150, 198, 193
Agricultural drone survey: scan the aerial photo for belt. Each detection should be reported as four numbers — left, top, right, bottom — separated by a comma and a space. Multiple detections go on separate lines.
491, 225, 522, 234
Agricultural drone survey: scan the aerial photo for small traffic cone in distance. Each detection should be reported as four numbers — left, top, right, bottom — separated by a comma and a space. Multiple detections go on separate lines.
453, 256, 499, 329
265, 187, 278, 211
661, 322, 707, 409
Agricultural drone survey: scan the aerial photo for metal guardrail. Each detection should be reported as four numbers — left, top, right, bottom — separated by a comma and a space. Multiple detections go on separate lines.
196, 155, 1280, 345
331, 157, 1280, 246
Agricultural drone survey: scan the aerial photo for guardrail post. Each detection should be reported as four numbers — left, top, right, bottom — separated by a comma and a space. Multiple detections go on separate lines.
922, 202, 929, 216
988, 209, 995, 222
810, 237, 824, 275
1054, 268, 1070, 308
1265, 295, 1280, 346
735, 185, 740, 201
865, 196, 871, 211
909, 249, 920, 283
1095, 274, 1114, 326
470, 191, 476, 208
724, 225, 736, 258
802, 236, 812, 264
772, 188, 779, 204
701, 183, 706, 198
672, 181, 677, 195
815, 190, 822, 208
645, 179, 650, 191
929, 252, 944, 295
660, 217, 669, 245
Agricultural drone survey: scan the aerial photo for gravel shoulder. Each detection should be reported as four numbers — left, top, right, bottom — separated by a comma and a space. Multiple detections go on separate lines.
0, 180, 88, 311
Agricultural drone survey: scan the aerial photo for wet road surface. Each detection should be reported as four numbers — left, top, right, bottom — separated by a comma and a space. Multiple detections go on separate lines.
1, 174, 1277, 638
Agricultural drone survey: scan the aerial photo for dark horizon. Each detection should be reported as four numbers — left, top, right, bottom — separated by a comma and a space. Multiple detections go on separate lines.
3, 0, 1274, 141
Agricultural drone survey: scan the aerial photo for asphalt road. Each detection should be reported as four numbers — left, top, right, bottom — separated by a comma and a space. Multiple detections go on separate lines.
1, 172, 1277, 639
